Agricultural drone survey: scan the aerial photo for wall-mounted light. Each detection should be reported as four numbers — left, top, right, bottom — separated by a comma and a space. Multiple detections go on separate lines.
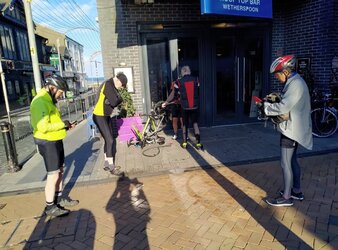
135, 0, 154, 4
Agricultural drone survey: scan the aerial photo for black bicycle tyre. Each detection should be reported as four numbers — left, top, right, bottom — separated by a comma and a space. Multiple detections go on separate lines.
142, 146, 160, 157
311, 108, 338, 138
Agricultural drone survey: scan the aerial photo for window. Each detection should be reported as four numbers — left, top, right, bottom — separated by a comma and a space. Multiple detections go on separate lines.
16, 31, 30, 61
15, 80, 20, 95
7, 81, 13, 95
76, 59, 79, 71
7, 5, 25, 24
0, 25, 16, 59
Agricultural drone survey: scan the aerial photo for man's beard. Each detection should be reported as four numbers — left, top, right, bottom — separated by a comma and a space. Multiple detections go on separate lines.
48, 86, 58, 104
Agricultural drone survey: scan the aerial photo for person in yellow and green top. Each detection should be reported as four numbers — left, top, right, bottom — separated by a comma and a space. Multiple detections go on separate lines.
30, 74, 79, 217
93, 72, 127, 177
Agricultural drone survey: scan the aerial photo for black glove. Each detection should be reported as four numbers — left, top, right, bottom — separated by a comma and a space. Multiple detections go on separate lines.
255, 101, 267, 120
63, 120, 72, 130
264, 93, 289, 124
266, 92, 281, 103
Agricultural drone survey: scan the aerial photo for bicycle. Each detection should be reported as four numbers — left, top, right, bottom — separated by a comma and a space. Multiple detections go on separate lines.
311, 89, 338, 138
127, 101, 171, 150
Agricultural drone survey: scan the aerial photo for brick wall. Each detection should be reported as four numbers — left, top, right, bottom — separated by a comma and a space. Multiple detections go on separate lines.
272, 0, 337, 91
97, 0, 222, 112
97, 0, 337, 113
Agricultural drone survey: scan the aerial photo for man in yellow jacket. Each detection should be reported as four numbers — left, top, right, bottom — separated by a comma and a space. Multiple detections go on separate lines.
30, 74, 78, 217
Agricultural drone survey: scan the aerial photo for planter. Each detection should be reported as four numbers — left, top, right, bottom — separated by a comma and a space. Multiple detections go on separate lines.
116, 116, 143, 142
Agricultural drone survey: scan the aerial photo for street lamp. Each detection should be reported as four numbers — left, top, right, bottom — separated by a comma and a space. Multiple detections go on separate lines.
90, 60, 101, 86
89, 51, 102, 87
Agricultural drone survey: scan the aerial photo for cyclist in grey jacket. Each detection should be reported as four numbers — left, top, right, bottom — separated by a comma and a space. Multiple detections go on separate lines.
264, 55, 313, 207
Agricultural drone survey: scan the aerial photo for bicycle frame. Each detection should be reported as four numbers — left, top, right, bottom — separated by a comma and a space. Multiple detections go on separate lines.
127, 100, 174, 148
131, 115, 159, 141
129, 112, 166, 148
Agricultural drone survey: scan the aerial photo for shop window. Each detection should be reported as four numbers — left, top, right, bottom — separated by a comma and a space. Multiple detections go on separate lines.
0, 25, 16, 60
16, 31, 30, 61
15, 80, 20, 95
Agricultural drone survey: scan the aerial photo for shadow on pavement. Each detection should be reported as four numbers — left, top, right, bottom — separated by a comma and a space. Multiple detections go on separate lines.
23, 209, 96, 249
228, 153, 338, 249
62, 138, 100, 193
181, 133, 317, 249
106, 176, 150, 249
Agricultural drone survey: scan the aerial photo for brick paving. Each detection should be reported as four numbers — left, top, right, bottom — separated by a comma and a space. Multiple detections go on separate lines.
1, 152, 338, 249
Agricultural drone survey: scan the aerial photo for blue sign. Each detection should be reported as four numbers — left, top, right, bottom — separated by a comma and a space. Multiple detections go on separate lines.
201, 0, 272, 19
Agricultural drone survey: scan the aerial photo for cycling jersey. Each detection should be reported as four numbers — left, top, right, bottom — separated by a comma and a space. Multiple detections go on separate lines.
93, 78, 123, 116
175, 75, 199, 110
30, 89, 66, 141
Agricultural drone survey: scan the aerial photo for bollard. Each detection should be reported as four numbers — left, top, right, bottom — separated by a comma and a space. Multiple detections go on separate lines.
81, 98, 87, 120
0, 121, 20, 172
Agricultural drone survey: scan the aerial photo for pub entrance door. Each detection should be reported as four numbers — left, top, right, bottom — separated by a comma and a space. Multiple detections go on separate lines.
141, 25, 270, 126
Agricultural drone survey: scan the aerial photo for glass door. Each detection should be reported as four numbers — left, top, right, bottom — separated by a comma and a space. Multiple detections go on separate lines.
143, 35, 200, 114
213, 34, 264, 123
145, 38, 171, 110
240, 36, 264, 120
215, 36, 236, 121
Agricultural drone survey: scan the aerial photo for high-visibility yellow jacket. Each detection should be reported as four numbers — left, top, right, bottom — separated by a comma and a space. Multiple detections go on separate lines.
30, 89, 66, 141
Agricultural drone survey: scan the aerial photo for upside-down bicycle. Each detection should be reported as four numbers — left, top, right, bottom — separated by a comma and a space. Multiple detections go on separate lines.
127, 101, 172, 156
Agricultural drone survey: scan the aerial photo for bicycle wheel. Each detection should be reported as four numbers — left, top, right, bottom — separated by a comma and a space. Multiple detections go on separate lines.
311, 108, 338, 137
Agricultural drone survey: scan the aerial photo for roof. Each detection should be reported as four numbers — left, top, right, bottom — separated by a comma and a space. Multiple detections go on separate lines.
0, 0, 11, 12
0, 0, 22, 13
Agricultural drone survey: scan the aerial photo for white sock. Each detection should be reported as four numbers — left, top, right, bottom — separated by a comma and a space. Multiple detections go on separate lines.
106, 157, 115, 170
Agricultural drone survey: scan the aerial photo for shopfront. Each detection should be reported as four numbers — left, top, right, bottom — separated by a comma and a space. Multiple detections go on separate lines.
140, 22, 271, 126
97, 0, 336, 127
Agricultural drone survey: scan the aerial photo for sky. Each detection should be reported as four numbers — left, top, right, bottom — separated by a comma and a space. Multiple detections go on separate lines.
31, 0, 104, 78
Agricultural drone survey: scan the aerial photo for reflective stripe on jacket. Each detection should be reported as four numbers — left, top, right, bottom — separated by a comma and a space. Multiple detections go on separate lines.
30, 89, 66, 141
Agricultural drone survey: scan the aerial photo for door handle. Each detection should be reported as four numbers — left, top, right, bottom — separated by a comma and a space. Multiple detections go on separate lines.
236, 57, 240, 102
243, 57, 246, 102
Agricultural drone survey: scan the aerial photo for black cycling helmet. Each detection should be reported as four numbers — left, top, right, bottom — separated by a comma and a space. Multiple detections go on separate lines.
45, 74, 68, 91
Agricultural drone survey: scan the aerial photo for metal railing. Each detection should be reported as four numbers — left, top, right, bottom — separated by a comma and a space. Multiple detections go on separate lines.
0, 91, 96, 175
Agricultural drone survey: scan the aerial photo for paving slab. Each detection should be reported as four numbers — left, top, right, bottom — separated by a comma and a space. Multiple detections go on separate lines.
0, 153, 338, 249
0, 120, 337, 196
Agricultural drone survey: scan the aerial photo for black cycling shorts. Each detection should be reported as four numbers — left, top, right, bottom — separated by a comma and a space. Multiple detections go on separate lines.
34, 138, 65, 174
280, 134, 298, 148
182, 109, 199, 125
171, 104, 182, 118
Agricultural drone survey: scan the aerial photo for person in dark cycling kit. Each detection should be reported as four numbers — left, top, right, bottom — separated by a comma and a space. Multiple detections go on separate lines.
165, 80, 183, 140
30, 74, 79, 217
264, 55, 313, 207
163, 66, 202, 149
93, 72, 127, 177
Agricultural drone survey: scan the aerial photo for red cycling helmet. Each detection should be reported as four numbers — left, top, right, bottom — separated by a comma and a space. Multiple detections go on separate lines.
270, 55, 296, 74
